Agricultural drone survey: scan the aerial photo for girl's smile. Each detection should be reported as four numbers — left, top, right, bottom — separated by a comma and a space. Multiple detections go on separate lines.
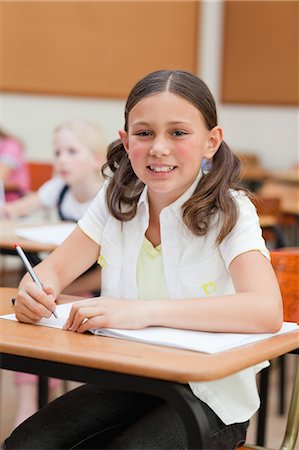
119, 91, 222, 207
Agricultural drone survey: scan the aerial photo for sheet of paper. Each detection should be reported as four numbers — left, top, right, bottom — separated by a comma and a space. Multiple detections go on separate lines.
15, 223, 76, 245
1, 301, 298, 354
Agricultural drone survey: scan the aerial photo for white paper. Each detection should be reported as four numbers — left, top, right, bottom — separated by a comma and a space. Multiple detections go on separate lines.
1, 301, 298, 354
15, 223, 76, 245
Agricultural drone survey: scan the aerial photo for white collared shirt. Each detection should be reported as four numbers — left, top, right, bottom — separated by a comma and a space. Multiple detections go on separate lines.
79, 172, 269, 424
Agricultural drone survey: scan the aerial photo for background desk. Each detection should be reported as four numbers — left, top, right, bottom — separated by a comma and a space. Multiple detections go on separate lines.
0, 219, 66, 253
1, 288, 298, 448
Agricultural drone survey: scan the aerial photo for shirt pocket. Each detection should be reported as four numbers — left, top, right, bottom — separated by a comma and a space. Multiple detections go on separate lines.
179, 255, 225, 297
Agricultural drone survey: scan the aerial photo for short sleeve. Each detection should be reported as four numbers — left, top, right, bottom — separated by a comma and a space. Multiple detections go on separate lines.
38, 177, 64, 207
219, 192, 269, 268
78, 180, 110, 245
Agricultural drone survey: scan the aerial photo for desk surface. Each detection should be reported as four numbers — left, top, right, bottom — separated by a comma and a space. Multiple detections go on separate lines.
269, 168, 299, 184
1, 288, 298, 384
241, 165, 269, 182
0, 219, 66, 253
241, 167, 299, 185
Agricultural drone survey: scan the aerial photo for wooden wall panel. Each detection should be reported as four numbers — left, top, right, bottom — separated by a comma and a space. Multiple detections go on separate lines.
0, 1, 199, 99
221, 1, 299, 105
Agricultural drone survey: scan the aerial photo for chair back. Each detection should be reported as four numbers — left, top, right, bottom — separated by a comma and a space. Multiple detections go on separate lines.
28, 162, 53, 191
270, 250, 299, 324
254, 197, 281, 220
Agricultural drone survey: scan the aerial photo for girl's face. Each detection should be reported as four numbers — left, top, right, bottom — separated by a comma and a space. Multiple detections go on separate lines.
120, 92, 222, 206
53, 129, 99, 185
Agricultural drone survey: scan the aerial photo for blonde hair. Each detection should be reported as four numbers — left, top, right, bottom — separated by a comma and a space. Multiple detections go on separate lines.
55, 119, 106, 156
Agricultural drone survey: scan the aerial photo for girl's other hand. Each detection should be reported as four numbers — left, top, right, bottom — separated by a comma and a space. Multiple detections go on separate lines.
63, 297, 152, 333
14, 281, 57, 324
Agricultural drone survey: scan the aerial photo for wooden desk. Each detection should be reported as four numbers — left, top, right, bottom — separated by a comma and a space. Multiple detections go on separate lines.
269, 169, 299, 185
0, 219, 60, 253
1, 288, 298, 448
241, 166, 269, 183
259, 180, 299, 217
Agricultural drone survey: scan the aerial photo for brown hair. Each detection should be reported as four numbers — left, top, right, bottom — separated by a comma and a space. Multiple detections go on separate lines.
102, 70, 243, 244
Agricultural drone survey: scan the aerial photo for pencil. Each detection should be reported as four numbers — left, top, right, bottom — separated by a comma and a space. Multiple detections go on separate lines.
13, 243, 58, 319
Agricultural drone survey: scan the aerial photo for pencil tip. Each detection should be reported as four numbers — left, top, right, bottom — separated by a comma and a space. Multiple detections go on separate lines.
13, 243, 19, 249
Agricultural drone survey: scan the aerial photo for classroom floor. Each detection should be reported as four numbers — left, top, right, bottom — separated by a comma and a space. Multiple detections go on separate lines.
0, 267, 298, 448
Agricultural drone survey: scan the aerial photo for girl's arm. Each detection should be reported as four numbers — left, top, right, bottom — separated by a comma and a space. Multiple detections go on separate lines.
14, 226, 100, 323
146, 250, 283, 333
66, 250, 283, 335
2, 192, 42, 218
0, 163, 19, 191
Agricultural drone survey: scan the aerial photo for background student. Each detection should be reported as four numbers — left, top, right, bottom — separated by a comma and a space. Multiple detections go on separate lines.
5, 70, 282, 450
0, 128, 30, 202
1, 119, 106, 221
3, 118, 107, 429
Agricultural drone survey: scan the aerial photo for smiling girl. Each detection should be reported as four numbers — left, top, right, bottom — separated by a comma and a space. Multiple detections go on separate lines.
5, 71, 282, 450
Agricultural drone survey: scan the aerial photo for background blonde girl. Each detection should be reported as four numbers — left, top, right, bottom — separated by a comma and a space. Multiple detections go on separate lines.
7, 118, 106, 429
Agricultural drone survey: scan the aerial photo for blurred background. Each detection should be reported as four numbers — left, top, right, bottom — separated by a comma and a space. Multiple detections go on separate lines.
0, 1, 298, 448
1, 0, 298, 169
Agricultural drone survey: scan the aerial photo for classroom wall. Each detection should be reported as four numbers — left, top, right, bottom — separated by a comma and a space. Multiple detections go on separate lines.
1, 1, 298, 169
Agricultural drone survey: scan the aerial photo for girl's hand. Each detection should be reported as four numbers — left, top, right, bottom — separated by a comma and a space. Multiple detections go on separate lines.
63, 297, 152, 333
14, 281, 57, 324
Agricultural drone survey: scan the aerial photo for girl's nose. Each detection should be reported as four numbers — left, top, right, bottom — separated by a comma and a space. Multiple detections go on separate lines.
55, 152, 67, 162
149, 138, 170, 157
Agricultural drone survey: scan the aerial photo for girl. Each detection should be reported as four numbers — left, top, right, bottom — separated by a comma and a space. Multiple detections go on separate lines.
2, 119, 106, 221
0, 128, 30, 202
4, 119, 106, 429
5, 70, 282, 450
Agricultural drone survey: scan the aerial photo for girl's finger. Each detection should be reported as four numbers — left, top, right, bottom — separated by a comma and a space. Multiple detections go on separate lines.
77, 316, 105, 333
65, 300, 101, 330
17, 309, 42, 323
67, 306, 103, 332
42, 281, 55, 298
17, 289, 54, 319
25, 283, 56, 315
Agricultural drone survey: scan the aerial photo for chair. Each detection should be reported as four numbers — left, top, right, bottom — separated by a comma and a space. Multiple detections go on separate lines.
28, 161, 53, 191
259, 180, 299, 247
236, 152, 268, 192
253, 197, 285, 248
241, 250, 299, 450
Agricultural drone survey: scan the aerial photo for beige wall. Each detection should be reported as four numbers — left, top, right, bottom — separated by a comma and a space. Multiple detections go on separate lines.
1, 1, 298, 169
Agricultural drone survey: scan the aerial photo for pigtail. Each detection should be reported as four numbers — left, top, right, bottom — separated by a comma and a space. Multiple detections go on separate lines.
102, 139, 144, 221
183, 142, 242, 244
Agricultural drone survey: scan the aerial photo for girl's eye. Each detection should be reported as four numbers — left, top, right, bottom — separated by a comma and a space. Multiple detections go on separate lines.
68, 147, 77, 155
54, 149, 61, 158
134, 131, 152, 137
172, 130, 187, 137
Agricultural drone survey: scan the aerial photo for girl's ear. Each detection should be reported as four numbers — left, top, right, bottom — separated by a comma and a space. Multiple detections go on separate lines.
118, 130, 129, 153
203, 126, 223, 160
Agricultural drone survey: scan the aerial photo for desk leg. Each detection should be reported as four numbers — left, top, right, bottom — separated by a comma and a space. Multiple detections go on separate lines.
160, 382, 210, 449
37, 376, 49, 409
256, 366, 269, 445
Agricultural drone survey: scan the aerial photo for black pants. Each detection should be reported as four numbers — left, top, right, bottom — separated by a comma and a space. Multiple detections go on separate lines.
5, 384, 249, 449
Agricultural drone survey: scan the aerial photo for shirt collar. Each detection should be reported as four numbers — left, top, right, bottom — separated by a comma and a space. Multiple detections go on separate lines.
137, 169, 203, 216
